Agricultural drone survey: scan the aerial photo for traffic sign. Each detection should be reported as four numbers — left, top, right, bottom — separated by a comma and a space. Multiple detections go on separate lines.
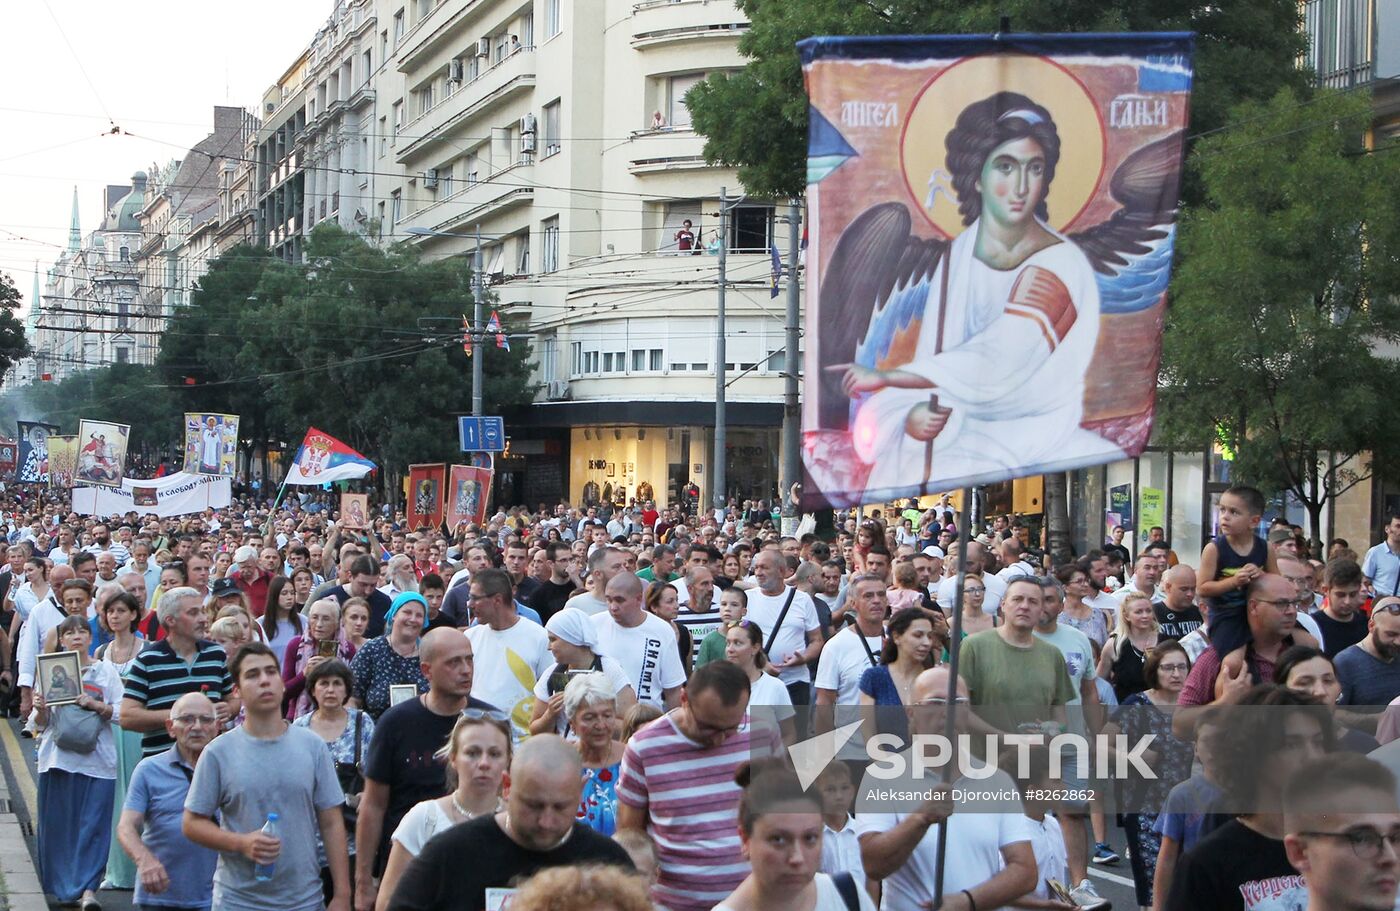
459, 416, 506, 452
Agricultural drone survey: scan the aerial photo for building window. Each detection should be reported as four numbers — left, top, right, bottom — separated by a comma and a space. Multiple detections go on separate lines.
544, 0, 560, 38
416, 0, 433, 22
118, 245, 130, 262
650, 348, 663, 371
516, 233, 530, 274
521, 14, 534, 47
117, 297, 130, 328
571, 341, 581, 376
542, 100, 561, 157
728, 205, 774, 252
603, 352, 614, 372
390, 190, 402, 227
115, 347, 129, 364
392, 9, 405, 47
378, 117, 388, 157
361, 49, 372, 84
418, 82, 434, 115
668, 73, 704, 129
631, 350, 645, 372
392, 101, 403, 140
542, 217, 560, 273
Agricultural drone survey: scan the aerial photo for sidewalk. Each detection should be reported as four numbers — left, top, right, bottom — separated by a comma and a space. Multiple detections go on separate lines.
0, 772, 45, 911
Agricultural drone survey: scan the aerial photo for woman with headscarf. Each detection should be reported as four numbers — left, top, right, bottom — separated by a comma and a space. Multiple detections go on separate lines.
349, 592, 428, 720
528, 607, 636, 737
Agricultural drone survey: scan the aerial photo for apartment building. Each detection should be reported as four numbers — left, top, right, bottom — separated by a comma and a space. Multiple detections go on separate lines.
256, 53, 311, 262
370, 0, 786, 509
30, 180, 145, 382
303, 0, 381, 236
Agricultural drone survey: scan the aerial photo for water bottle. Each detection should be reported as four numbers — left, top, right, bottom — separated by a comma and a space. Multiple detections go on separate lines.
253, 813, 280, 882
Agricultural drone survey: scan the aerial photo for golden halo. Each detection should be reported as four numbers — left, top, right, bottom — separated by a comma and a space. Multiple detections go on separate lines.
899, 53, 1106, 239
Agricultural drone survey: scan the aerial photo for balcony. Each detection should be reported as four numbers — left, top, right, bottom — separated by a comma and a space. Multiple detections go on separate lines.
397, 49, 535, 162
397, 0, 488, 72
348, 82, 376, 110
627, 128, 710, 174
631, 0, 747, 49
399, 162, 536, 235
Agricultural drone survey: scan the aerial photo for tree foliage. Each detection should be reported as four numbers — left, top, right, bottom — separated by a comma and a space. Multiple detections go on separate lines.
0, 226, 536, 486
687, 0, 1310, 200
1159, 88, 1400, 539
0, 272, 33, 384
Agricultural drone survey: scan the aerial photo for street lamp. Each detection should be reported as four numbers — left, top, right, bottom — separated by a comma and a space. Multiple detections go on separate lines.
404, 225, 497, 416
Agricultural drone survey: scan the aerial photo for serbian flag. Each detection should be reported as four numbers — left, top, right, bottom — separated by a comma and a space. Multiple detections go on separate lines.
489, 310, 509, 351
284, 427, 377, 486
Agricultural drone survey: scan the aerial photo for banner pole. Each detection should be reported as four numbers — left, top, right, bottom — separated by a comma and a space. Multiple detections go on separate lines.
931, 485, 975, 909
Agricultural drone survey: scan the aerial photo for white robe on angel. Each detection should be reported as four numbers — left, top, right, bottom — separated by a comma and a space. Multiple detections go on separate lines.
850, 219, 1122, 496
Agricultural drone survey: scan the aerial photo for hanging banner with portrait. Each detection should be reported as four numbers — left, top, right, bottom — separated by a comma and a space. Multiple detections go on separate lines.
182, 413, 240, 476
48, 435, 78, 489
799, 33, 1194, 509
446, 464, 492, 529
0, 438, 16, 480
16, 421, 59, 484
407, 463, 446, 530
75, 420, 130, 488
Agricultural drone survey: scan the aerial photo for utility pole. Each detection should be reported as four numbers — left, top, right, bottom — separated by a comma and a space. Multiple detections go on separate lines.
780, 200, 801, 526
472, 222, 484, 417
713, 187, 728, 512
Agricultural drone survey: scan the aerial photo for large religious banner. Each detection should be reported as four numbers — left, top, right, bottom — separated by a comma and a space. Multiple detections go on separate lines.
75, 420, 129, 488
446, 464, 492, 529
71, 472, 232, 518
48, 435, 78, 489
16, 421, 59, 484
799, 33, 1194, 508
183, 413, 239, 476
407, 463, 446, 530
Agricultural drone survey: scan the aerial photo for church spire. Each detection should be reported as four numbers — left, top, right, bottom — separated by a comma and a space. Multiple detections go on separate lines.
68, 186, 80, 252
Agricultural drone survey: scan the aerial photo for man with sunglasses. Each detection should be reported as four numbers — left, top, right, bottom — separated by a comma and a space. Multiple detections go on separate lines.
118, 692, 220, 911
1334, 596, 1400, 729
1178, 573, 1305, 712
1284, 753, 1400, 911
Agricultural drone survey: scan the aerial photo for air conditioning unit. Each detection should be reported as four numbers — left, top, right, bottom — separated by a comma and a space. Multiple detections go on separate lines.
448, 59, 464, 81
521, 133, 536, 153
264, 102, 276, 113
476, 37, 491, 57
520, 113, 537, 134
423, 168, 439, 189
547, 380, 570, 400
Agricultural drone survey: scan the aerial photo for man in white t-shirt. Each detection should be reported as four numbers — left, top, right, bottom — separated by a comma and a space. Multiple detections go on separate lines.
569, 546, 627, 616
855, 667, 1038, 911
464, 568, 552, 743
745, 550, 822, 705
591, 572, 684, 709
815, 574, 887, 764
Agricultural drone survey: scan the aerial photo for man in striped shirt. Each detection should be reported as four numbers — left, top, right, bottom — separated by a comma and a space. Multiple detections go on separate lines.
120, 587, 236, 756
616, 661, 783, 911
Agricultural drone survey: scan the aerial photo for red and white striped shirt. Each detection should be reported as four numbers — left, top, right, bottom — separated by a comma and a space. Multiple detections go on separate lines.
617, 711, 783, 911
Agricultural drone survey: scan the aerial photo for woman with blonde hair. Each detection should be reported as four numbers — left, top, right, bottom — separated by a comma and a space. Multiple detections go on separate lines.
1097, 591, 1162, 702
374, 713, 511, 910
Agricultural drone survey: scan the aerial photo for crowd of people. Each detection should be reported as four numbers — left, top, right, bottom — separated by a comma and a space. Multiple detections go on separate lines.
6, 480, 1400, 911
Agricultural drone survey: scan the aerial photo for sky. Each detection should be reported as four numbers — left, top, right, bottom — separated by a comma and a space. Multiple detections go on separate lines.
0, 1, 333, 316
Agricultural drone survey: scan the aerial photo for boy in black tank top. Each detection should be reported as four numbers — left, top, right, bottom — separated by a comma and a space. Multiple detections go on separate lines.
1197, 486, 1316, 691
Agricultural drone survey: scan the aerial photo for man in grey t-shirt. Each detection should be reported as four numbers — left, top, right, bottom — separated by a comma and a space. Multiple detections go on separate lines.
184, 642, 349, 911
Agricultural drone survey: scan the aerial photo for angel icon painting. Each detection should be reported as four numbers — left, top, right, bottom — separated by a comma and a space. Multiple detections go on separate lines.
799, 36, 1194, 507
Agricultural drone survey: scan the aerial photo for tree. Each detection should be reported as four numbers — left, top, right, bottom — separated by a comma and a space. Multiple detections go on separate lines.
0, 272, 33, 384
1159, 88, 1400, 543
687, 0, 1309, 201
231, 225, 536, 494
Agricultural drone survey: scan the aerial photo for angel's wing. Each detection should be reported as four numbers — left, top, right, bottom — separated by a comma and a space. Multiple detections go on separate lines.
1069, 130, 1185, 278
815, 202, 947, 430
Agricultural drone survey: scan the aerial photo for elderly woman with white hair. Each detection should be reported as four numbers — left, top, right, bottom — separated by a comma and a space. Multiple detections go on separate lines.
282, 598, 358, 719
529, 607, 636, 737
565, 671, 627, 835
